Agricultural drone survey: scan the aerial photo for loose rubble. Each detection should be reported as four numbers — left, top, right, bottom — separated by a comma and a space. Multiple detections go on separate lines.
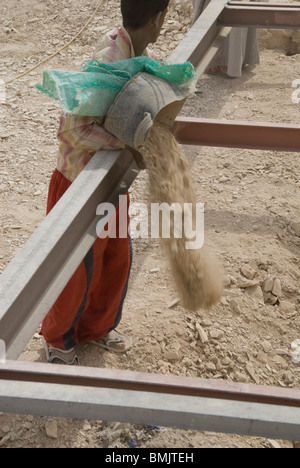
0, 0, 299, 449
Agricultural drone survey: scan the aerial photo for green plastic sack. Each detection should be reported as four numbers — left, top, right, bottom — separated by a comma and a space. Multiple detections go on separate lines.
36, 56, 196, 117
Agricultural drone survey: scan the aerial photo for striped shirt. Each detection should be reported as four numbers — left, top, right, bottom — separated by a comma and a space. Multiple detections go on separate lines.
56, 27, 154, 182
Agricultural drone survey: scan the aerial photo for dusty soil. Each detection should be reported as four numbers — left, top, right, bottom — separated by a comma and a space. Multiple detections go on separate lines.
0, 0, 299, 448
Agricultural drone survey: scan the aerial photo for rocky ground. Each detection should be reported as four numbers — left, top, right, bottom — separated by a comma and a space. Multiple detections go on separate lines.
0, 0, 300, 448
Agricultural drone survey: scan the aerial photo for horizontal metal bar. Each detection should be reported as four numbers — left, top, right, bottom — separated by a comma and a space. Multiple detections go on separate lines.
169, 0, 229, 66
1, 361, 300, 408
219, 2, 300, 29
0, 378, 299, 439
172, 117, 300, 152
229, 1, 300, 10
0, 150, 139, 360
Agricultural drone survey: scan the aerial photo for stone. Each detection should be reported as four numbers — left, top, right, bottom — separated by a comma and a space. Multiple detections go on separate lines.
292, 221, 300, 237
45, 419, 58, 439
246, 285, 264, 303
268, 439, 282, 449
272, 355, 288, 369
282, 371, 294, 385
237, 279, 259, 289
22, 422, 33, 430
82, 422, 92, 431
164, 351, 180, 361
229, 299, 242, 314
289, 267, 300, 280
219, 296, 228, 305
257, 350, 269, 364
245, 362, 259, 384
262, 276, 273, 292
209, 329, 224, 340
0, 434, 10, 447
272, 278, 282, 297
279, 301, 294, 313
263, 291, 278, 305
201, 319, 213, 327
205, 362, 216, 372
258, 260, 269, 271
275, 349, 288, 356
234, 371, 249, 383
195, 323, 208, 343
240, 265, 256, 280
105, 428, 124, 446
261, 340, 272, 353
223, 276, 231, 288
221, 357, 233, 367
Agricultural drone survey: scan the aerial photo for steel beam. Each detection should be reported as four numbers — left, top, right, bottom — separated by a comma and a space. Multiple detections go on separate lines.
172, 117, 300, 152
0, 378, 299, 439
219, 2, 300, 29
169, 0, 229, 67
1, 361, 300, 408
0, 150, 139, 360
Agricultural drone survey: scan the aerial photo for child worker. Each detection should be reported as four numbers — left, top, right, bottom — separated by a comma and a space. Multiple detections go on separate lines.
41, 0, 170, 365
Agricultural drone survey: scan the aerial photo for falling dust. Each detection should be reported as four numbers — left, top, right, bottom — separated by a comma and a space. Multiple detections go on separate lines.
139, 120, 224, 312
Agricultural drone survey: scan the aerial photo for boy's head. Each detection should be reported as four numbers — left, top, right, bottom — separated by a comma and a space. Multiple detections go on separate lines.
121, 0, 170, 37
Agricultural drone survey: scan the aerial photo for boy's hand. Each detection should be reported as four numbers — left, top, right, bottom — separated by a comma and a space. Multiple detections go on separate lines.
125, 145, 146, 170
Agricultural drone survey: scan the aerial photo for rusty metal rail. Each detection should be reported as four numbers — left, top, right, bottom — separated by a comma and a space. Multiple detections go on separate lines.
1, 360, 300, 408
173, 117, 300, 152
0, 0, 300, 440
0, 361, 299, 439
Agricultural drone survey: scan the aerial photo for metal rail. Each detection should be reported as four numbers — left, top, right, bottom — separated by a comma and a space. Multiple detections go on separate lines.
220, 2, 300, 29
1, 360, 300, 408
0, 361, 300, 439
1, 379, 299, 439
0, 0, 300, 439
170, 0, 229, 65
173, 117, 300, 152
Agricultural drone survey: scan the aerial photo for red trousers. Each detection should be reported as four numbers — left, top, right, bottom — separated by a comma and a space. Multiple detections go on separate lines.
40, 169, 132, 350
